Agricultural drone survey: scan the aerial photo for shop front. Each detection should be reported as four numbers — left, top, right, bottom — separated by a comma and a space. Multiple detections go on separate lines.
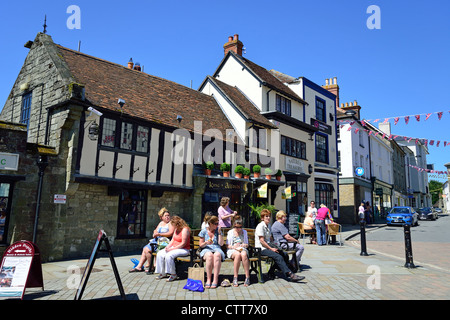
372, 179, 393, 219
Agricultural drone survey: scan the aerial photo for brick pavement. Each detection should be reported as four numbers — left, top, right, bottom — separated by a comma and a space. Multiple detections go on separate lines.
21, 235, 450, 302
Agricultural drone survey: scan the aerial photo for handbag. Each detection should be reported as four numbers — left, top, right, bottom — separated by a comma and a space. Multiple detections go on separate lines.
157, 237, 170, 251
188, 263, 205, 285
183, 279, 204, 292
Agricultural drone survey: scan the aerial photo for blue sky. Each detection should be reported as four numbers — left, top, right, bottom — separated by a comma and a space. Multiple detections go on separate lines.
1, 0, 450, 181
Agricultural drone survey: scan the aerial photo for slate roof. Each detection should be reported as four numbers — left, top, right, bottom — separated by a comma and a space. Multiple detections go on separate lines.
56, 45, 235, 137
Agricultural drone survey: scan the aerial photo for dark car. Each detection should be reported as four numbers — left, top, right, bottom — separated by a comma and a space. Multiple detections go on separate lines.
417, 207, 438, 221
386, 206, 419, 226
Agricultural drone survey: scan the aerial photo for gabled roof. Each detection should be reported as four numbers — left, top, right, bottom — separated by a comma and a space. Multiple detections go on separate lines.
213, 51, 308, 105
200, 76, 277, 129
56, 45, 235, 138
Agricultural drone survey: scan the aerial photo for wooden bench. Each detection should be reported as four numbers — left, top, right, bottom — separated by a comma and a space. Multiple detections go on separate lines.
147, 228, 299, 283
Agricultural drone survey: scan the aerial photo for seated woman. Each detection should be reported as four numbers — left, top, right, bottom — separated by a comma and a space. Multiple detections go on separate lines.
129, 207, 174, 273
155, 215, 190, 282
226, 216, 250, 287
198, 215, 225, 289
303, 212, 317, 244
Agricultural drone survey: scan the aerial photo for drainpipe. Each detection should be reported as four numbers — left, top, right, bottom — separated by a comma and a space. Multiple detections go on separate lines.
33, 154, 48, 244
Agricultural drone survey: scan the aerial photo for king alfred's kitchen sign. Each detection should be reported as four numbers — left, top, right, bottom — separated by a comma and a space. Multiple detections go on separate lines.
310, 119, 331, 135
0, 153, 19, 171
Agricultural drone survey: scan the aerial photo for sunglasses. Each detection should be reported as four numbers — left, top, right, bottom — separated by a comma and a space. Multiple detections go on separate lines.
234, 226, 242, 229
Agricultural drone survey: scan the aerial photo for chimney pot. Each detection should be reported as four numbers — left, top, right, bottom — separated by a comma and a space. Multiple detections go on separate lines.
234, 34, 239, 41
228, 36, 233, 42
128, 58, 134, 69
325, 79, 329, 86
133, 62, 141, 71
345, 102, 349, 107
334, 77, 337, 85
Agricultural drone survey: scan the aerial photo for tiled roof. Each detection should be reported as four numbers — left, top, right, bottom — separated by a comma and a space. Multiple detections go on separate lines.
56, 45, 235, 137
205, 76, 277, 129
229, 52, 307, 105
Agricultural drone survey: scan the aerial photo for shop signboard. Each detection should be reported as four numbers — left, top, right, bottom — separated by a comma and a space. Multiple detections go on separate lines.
0, 241, 43, 299
0, 153, 19, 171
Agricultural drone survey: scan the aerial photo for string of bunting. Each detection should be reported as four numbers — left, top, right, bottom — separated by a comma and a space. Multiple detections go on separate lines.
408, 164, 449, 175
337, 110, 449, 125
341, 123, 449, 147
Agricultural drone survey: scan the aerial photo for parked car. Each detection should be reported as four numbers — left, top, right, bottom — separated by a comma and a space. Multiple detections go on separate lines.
386, 206, 418, 226
417, 207, 438, 220
434, 207, 443, 214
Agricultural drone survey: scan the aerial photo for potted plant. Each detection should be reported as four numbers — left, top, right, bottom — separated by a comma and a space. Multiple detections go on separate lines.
252, 165, 261, 178
243, 167, 251, 179
203, 161, 214, 176
220, 162, 231, 177
264, 168, 273, 179
234, 165, 245, 179
275, 169, 283, 181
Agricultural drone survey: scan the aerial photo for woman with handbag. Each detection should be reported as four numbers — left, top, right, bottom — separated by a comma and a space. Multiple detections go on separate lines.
155, 215, 190, 282
226, 216, 250, 287
198, 215, 224, 289
129, 207, 174, 273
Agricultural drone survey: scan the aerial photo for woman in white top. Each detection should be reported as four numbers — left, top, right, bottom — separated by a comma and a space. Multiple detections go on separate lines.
226, 216, 250, 287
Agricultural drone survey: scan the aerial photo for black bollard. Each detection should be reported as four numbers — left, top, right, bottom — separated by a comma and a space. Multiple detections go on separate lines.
360, 221, 369, 256
403, 224, 415, 268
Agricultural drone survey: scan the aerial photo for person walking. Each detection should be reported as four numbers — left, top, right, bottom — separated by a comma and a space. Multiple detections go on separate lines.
314, 204, 334, 246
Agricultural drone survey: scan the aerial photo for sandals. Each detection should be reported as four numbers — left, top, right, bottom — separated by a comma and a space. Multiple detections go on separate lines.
244, 278, 250, 287
128, 267, 144, 273
166, 274, 178, 282
233, 277, 239, 287
155, 274, 168, 280
210, 283, 218, 289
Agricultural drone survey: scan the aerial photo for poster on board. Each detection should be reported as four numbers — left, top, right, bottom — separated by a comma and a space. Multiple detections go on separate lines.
0, 241, 43, 299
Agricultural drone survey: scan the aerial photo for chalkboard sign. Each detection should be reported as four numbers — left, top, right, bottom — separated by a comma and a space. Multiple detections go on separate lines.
75, 230, 125, 300
288, 213, 300, 235
0, 241, 43, 299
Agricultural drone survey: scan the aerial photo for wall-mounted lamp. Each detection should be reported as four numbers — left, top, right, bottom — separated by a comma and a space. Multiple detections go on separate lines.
308, 164, 313, 174
88, 121, 99, 141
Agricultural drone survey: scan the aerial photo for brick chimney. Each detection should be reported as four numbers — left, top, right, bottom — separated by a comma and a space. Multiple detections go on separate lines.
133, 62, 141, 71
224, 34, 244, 56
322, 77, 340, 109
341, 100, 361, 120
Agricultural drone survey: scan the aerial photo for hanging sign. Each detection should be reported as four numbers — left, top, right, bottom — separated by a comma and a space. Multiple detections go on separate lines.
0, 241, 43, 299
355, 167, 365, 176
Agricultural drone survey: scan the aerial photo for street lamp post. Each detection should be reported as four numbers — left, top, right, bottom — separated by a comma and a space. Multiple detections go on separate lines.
33, 155, 48, 244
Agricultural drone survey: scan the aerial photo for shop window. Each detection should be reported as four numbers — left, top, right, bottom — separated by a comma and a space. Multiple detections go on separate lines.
117, 189, 147, 238
0, 183, 12, 243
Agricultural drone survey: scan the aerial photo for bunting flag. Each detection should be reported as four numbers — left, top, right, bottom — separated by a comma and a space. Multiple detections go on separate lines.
257, 183, 268, 198
408, 164, 449, 176
281, 186, 291, 200
343, 124, 450, 148
338, 109, 450, 125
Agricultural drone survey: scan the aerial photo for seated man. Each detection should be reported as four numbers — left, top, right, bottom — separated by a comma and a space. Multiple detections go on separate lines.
271, 210, 305, 271
255, 209, 304, 282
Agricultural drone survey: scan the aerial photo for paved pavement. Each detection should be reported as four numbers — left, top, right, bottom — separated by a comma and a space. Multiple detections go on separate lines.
19, 223, 450, 303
